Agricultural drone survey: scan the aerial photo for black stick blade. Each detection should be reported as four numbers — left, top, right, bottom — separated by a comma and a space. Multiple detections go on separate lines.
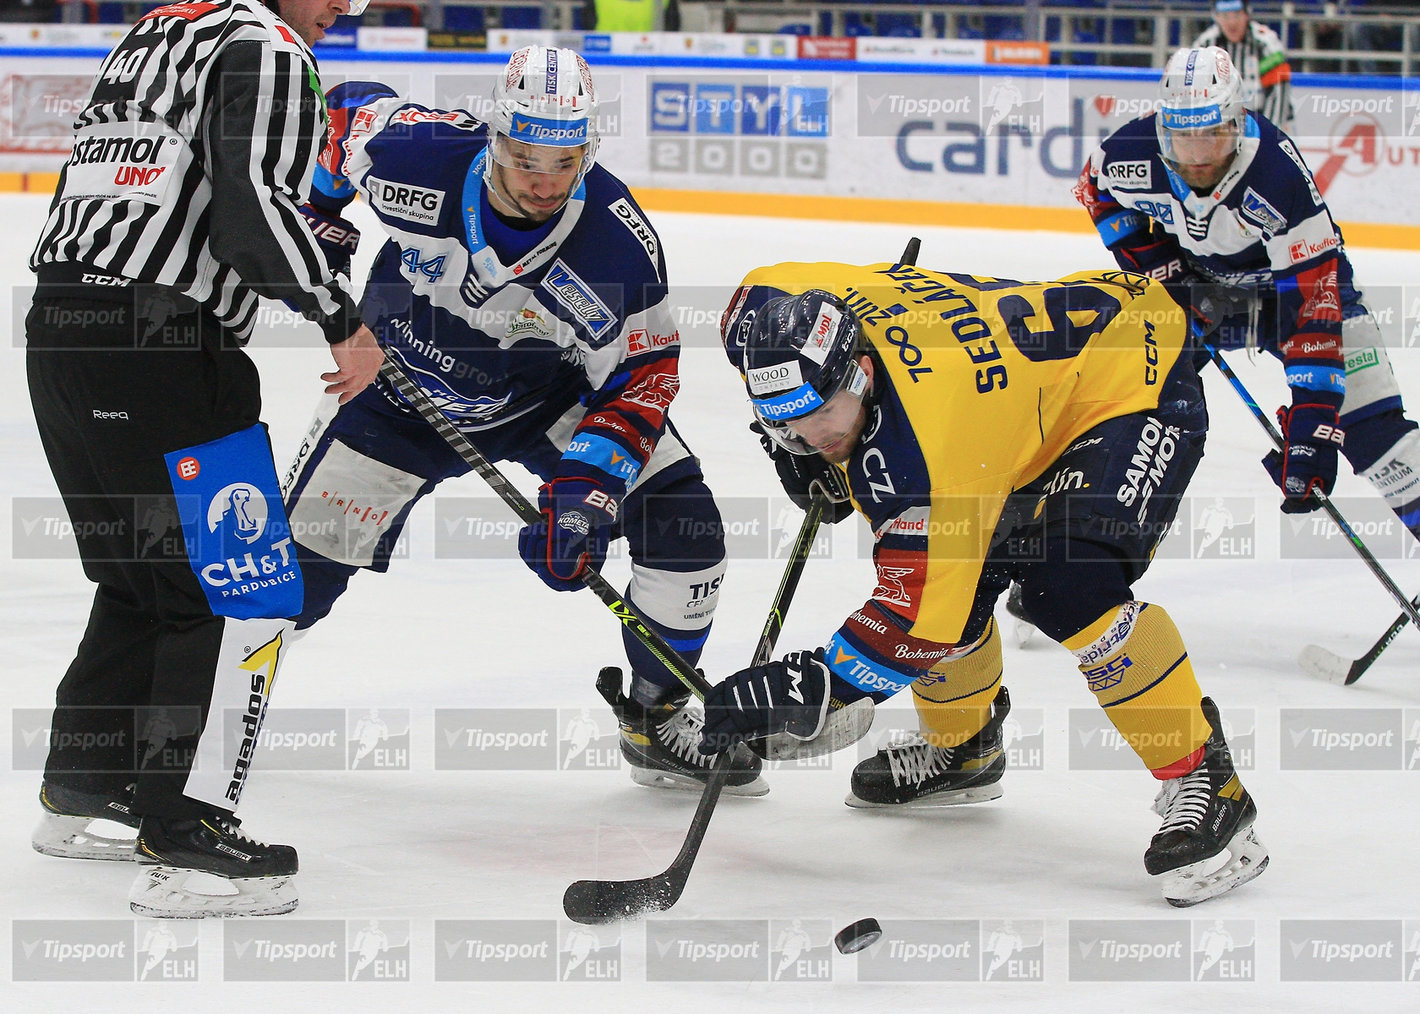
562, 873, 686, 925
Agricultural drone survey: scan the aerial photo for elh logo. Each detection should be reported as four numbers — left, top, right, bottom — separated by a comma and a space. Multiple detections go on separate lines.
347, 919, 411, 981
558, 708, 620, 770
559, 923, 621, 981
981, 920, 1045, 981
1193, 920, 1255, 981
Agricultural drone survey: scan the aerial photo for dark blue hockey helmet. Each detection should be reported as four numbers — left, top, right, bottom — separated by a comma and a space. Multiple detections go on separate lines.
742, 290, 872, 455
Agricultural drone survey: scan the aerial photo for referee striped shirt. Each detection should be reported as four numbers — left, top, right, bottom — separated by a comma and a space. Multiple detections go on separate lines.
1193, 21, 1296, 134
30, 0, 360, 345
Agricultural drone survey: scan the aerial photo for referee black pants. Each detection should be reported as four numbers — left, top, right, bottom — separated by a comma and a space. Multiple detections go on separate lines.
26, 294, 274, 819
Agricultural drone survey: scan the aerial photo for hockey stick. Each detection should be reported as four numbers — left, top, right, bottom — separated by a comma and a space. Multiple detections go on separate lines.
561, 236, 922, 924
1297, 600, 1420, 686
376, 357, 715, 701
562, 495, 827, 925
1204, 345, 1420, 683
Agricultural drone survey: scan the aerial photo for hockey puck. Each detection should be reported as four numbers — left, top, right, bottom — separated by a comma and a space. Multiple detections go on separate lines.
834, 918, 882, 955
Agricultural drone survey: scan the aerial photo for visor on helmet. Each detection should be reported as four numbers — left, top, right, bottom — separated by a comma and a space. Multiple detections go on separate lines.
753, 360, 869, 456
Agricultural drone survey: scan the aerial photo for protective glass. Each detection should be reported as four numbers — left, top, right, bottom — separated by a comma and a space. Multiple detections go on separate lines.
755, 362, 868, 456
488, 133, 592, 177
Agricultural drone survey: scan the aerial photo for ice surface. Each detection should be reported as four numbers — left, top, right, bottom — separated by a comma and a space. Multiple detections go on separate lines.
3, 193, 1418, 1011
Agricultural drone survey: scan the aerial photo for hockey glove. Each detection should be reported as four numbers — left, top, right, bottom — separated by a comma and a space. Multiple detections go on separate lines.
750, 421, 854, 523
1178, 279, 1256, 339
1112, 234, 1187, 282
698, 648, 837, 755
299, 201, 361, 277
517, 478, 617, 591
1262, 396, 1345, 513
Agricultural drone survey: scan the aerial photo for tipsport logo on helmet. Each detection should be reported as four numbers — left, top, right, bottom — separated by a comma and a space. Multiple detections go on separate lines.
1162, 107, 1224, 131
509, 114, 589, 147
166, 425, 302, 620
755, 384, 825, 421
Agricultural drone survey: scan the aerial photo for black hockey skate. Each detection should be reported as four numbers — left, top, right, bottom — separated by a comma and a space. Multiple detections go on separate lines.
597, 667, 767, 797
130, 814, 298, 918
32, 780, 140, 861
847, 686, 1011, 808
1145, 697, 1268, 907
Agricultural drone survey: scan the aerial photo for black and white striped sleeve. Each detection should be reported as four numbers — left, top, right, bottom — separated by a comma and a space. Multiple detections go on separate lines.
206, 39, 361, 344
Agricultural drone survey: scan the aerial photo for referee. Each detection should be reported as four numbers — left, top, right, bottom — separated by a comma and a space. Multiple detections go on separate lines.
1192, 0, 1295, 134
26, 0, 381, 918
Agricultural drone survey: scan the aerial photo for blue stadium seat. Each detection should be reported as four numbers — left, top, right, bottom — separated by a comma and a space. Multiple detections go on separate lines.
442, 5, 484, 31
499, 7, 543, 29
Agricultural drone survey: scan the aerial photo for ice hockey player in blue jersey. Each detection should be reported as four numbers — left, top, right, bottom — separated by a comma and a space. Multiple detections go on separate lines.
283, 46, 764, 795
1077, 45, 1420, 546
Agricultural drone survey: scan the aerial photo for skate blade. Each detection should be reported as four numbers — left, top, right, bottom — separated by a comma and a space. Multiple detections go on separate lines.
844, 783, 1003, 809
1012, 619, 1036, 649
628, 767, 769, 797
1157, 826, 1269, 908
32, 814, 137, 861
128, 866, 298, 919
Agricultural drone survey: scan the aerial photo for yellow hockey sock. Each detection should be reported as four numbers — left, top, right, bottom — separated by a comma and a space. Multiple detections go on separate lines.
1064, 602, 1210, 774
913, 619, 1003, 748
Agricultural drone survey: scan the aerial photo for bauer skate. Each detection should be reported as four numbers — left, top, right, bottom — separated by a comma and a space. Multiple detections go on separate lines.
1145, 697, 1269, 907
32, 780, 140, 861
130, 814, 298, 918
847, 687, 1010, 808
597, 667, 768, 797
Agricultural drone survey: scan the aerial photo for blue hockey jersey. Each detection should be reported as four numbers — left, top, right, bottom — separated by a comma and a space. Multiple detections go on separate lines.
1077, 112, 1355, 398
311, 92, 680, 503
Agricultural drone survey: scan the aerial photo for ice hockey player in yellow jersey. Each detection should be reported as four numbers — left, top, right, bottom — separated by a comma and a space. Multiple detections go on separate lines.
701, 259, 1268, 907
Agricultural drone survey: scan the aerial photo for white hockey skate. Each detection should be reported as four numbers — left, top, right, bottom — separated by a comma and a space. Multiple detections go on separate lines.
130, 815, 298, 918
1145, 697, 1269, 907
32, 781, 139, 861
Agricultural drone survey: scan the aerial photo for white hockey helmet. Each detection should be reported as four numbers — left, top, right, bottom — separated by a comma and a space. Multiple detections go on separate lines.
1156, 46, 1246, 168
484, 46, 599, 192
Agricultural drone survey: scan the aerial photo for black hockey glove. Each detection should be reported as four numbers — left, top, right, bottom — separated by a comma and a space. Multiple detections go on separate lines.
749, 421, 854, 523
1175, 279, 1256, 338
698, 648, 835, 754
299, 200, 361, 277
